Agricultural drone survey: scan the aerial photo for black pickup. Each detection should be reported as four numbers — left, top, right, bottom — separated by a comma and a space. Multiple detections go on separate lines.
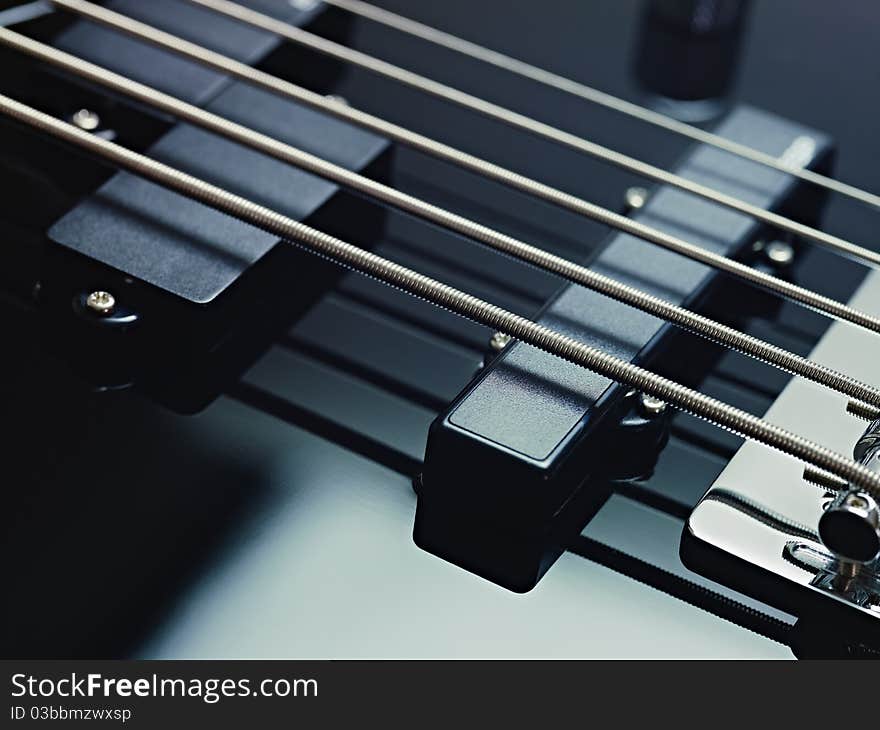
416, 106, 833, 592
31, 0, 392, 411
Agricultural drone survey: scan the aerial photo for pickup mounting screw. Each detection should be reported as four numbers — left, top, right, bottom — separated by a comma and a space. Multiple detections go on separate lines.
639, 393, 667, 417
489, 332, 512, 352
71, 108, 101, 131
86, 290, 116, 316
764, 240, 795, 267
624, 186, 649, 211
289, 0, 320, 10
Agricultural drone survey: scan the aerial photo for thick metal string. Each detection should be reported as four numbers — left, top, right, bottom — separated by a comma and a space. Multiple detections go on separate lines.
184, 0, 880, 269
44, 0, 880, 335
3, 26, 879, 410
2, 91, 878, 496
322, 0, 880, 213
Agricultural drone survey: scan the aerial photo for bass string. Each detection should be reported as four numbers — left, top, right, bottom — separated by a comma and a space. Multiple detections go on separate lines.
321, 0, 880, 212
183, 0, 880, 269
2, 25, 880, 412
41, 0, 880, 337
1, 90, 879, 496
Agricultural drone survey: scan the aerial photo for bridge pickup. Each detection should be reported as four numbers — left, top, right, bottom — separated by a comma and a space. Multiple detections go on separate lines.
417, 106, 833, 592
33, 0, 392, 411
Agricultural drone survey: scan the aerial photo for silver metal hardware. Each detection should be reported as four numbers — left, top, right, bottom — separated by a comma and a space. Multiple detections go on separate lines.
803, 466, 848, 493
624, 186, 649, 211
847, 400, 880, 422
85, 290, 115, 315
71, 107, 100, 131
854, 418, 880, 460
639, 393, 667, 417
818, 489, 880, 564
3, 91, 877, 494
489, 332, 511, 352
764, 241, 795, 267
288, 0, 319, 11
325, 94, 349, 106
689, 270, 880, 622
782, 540, 880, 611
819, 421, 880, 564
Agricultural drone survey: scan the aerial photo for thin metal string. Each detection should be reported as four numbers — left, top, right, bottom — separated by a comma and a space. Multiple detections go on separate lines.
4, 26, 879, 411
2, 90, 879, 497
44, 0, 880, 336
184, 0, 880, 270
321, 0, 880, 213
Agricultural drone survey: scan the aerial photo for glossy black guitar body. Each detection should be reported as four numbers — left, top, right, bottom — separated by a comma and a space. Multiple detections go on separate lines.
2, 0, 878, 658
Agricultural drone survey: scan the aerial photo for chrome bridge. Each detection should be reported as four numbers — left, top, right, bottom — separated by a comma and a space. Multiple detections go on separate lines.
684, 270, 880, 646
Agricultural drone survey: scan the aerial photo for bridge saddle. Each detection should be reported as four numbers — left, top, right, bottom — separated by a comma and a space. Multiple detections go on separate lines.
684, 273, 880, 647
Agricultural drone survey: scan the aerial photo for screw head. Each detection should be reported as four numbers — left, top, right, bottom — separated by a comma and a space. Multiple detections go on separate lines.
764, 240, 795, 266
289, 0, 320, 10
85, 290, 116, 316
624, 186, 649, 211
847, 494, 871, 511
325, 94, 349, 106
72, 108, 101, 131
639, 393, 667, 417
489, 332, 512, 352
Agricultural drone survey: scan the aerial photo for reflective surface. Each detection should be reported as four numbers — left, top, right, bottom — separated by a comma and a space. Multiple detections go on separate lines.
687, 269, 880, 639
4, 0, 880, 658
